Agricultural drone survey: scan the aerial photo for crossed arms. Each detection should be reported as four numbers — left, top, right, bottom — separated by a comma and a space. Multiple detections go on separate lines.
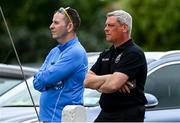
84, 70, 133, 93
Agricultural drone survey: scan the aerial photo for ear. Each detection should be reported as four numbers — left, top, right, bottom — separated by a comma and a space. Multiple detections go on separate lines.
122, 24, 128, 33
67, 23, 74, 32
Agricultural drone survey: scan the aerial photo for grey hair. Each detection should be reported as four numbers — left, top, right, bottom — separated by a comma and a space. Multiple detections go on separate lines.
107, 10, 132, 37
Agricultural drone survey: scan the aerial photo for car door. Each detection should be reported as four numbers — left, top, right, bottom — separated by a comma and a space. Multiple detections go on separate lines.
144, 59, 180, 122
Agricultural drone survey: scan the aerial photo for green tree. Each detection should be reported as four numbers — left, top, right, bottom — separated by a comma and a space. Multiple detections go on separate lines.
0, 0, 59, 63
123, 0, 180, 51
0, 0, 116, 64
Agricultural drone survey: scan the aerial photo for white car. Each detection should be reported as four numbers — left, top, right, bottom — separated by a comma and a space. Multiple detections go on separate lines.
0, 64, 38, 96
1, 51, 180, 122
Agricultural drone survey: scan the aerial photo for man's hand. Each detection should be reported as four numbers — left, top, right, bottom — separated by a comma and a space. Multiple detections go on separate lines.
98, 72, 128, 93
119, 81, 135, 93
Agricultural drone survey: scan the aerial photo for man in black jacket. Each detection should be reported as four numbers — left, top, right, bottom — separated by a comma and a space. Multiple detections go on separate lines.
84, 10, 147, 122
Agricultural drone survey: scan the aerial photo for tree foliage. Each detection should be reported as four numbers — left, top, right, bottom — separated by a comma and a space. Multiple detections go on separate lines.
1, 0, 180, 64
123, 0, 180, 51
0, 0, 114, 63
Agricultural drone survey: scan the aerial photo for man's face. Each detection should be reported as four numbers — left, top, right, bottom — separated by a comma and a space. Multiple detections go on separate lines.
104, 16, 125, 43
49, 12, 68, 41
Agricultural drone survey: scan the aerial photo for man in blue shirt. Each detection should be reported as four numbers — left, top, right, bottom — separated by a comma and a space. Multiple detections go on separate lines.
33, 7, 88, 122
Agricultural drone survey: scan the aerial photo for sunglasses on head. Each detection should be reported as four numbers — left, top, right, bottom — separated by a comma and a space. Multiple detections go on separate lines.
58, 7, 72, 24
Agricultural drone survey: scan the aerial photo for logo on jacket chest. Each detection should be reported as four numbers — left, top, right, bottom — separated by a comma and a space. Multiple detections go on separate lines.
102, 58, 109, 61
115, 53, 122, 63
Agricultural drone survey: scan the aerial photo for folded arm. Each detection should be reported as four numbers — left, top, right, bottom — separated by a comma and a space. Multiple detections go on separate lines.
84, 71, 130, 93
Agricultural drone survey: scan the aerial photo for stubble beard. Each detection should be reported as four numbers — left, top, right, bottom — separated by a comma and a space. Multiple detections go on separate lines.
53, 29, 68, 41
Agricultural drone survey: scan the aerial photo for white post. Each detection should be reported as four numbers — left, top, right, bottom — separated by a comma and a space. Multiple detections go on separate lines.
61, 105, 87, 122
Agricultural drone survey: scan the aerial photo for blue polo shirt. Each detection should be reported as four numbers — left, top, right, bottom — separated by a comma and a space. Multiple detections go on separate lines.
33, 37, 88, 122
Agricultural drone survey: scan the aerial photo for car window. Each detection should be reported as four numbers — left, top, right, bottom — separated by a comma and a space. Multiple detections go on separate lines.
145, 63, 180, 109
0, 77, 100, 107
0, 78, 22, 96
0, 78, 41, 106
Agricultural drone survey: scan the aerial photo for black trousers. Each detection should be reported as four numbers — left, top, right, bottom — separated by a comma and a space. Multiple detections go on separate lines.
94, 105, 145, 122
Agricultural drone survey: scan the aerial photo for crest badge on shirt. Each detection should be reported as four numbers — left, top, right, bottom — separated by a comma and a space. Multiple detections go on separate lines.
115, 53, 122, 63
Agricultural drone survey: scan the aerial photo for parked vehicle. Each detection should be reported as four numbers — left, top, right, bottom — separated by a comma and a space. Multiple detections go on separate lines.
0, 64, 38, 96
144, 57, 180, 122
1, 51, 180, 122
85, 56, 180, 122
0, 51, 161, 97
0, 76, 157, 122
159, 50, 180, 59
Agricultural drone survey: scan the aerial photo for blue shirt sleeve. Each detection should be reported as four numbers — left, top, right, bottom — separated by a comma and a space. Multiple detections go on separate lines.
33, 49, 54, 92
33, 46, 84, 91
